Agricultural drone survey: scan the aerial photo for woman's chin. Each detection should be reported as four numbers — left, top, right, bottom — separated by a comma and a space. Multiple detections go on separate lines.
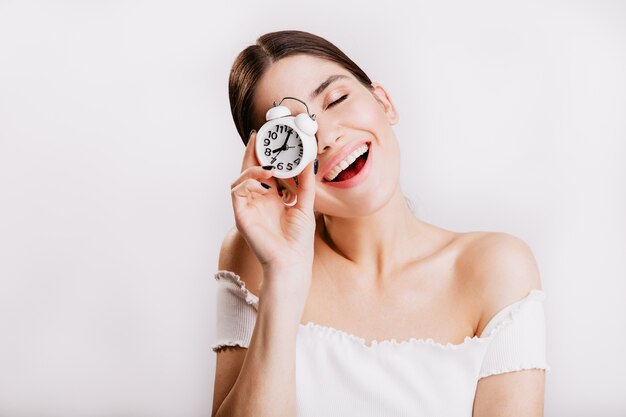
318, 183, 400, 217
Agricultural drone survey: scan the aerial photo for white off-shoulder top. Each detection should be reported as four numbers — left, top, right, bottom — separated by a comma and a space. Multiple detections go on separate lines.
211, 270, 550, 417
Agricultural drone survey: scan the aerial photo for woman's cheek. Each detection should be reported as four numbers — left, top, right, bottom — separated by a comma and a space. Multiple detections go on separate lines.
343, 98, 382, 129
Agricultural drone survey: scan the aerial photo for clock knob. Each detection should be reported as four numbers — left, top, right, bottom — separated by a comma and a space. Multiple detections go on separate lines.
266, 105, 291, 121
294, 113, 318, 136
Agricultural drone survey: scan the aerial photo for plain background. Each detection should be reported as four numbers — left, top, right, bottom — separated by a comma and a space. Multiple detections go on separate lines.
1, 0, 625, 416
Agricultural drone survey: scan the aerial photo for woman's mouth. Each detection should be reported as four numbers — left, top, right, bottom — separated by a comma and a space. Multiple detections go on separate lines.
329, 150, 368, 182
322, 142, 372, 188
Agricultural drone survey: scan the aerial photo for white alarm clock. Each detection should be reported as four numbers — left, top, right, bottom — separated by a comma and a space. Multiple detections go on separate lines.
255, 97, 318, 179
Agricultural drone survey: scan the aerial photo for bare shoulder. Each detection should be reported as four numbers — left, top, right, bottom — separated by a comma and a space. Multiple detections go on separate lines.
218, 225, 264, 298
456, 231, 543, 336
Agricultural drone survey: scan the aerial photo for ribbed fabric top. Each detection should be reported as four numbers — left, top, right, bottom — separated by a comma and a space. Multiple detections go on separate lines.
211, 270, 550, 417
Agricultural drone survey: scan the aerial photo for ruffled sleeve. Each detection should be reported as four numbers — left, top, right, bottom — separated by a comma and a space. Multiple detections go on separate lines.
211, 270, 260, 353
478, 289, 551, 379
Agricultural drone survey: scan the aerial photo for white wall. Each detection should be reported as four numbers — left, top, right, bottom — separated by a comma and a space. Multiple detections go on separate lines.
0, 0, 624, 416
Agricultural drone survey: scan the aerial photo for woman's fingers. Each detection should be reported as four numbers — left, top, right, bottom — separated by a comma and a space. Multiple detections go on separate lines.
236, 129, 316, 210
231, 178, 275, 208
230, 164, 277, 191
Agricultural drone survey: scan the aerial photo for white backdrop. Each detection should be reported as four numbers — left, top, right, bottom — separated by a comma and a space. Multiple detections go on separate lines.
1, 0, 625, 416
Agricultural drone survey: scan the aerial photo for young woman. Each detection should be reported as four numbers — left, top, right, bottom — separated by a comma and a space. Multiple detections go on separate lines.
211, 30, 549, 417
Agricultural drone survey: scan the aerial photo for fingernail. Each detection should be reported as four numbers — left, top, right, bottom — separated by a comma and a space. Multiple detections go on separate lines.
314, 159, 319, 175
262, 165, 274, 170
248, 129, 256, 139
260, 182, 271, 189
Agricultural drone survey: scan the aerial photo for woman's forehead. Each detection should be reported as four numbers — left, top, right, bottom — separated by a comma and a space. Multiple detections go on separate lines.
253, 55, 354, 117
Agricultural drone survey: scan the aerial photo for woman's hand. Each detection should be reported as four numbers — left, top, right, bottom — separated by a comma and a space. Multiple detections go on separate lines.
230, 130, 317, 282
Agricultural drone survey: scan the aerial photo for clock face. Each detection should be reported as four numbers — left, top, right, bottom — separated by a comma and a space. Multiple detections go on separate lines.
260, 124, 304, 172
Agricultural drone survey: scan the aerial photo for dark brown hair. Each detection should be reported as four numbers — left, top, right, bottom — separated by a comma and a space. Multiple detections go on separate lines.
228, 30, 374, 146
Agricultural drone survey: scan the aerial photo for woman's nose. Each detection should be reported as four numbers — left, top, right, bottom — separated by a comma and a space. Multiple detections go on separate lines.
314, 115, 342, 154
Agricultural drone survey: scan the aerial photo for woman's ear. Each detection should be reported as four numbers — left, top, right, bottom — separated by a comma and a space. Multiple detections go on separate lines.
370, 82, 399, 125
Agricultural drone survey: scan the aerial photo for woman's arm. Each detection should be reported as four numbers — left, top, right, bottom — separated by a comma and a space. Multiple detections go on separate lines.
213, 130, 316, 416
468, 232, 547, 417
473, 369, 545, 416
213, 266, 310, 417
212, 229, 311, 417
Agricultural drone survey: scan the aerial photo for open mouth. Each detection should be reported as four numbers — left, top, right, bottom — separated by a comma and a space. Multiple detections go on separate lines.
323, 143, 370, 183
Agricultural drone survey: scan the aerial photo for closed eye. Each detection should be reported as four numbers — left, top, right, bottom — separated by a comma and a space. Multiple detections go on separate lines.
327, 94, 348, 109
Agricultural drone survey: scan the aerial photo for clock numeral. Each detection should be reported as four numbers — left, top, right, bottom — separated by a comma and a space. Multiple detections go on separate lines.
277, 162, 284, 170
265, 148, 271, 156
298, 149, 303, 157
264, 138, 270, 146
294, 158, 301, 165
287, 163, 293, 171
267, 131, 278, 140
275, 125, 293, 135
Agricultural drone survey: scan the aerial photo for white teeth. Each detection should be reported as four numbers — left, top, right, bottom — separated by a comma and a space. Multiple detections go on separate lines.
324, 144, 369, 181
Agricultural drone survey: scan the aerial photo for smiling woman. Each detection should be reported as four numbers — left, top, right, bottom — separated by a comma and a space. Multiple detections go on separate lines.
211, 30, 549, 417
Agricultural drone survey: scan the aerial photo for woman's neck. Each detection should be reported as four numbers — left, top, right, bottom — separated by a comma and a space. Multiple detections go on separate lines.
319, 183, 431, 279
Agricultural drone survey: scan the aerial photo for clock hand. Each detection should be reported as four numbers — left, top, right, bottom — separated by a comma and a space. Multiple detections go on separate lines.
282, 130, 292, 148
273, 130, 292, 152
270, 130, 293, 163
271, 147, 282, 163
273, 146, 296, 153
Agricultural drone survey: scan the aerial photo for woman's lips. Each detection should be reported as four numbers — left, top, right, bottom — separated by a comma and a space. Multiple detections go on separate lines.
322, 143, 372, 189
320, 140, 371, 180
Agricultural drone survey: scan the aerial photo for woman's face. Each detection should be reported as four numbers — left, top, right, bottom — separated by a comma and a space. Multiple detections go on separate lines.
252, 54, 400, 217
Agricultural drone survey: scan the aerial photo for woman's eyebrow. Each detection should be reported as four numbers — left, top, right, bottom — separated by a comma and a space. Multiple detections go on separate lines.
309, 74, 349, 100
